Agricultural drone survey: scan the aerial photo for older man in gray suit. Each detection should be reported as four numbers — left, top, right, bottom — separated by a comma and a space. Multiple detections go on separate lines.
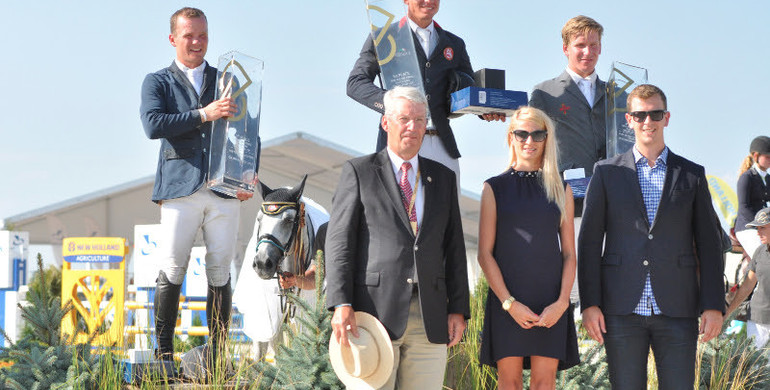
327, 86, 469, 389
529, 15, 606, 215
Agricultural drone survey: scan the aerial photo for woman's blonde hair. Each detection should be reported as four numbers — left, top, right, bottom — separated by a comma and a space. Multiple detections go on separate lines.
506, 106, 566, 220
739, 154, 755, 176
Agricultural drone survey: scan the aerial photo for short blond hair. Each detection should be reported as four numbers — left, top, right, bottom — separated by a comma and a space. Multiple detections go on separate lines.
562, 15, 603, 46
170, 7, 207, 34
627, 84, 667, 111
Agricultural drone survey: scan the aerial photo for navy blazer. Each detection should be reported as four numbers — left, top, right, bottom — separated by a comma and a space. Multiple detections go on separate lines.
735, 167, 770, 233
347, 20, 474, 159
325, 149, 469, 342
578, 149, 725, 317
140, 61, 219, 202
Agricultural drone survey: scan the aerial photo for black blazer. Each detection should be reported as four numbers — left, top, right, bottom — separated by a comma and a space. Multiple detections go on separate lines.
325, 149, 469, 342
346, 19, 474, 159
578, 149, 725, 317
735, 168, 770, 233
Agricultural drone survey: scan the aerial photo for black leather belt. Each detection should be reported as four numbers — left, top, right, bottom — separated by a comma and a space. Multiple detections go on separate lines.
425, 129, 439, 136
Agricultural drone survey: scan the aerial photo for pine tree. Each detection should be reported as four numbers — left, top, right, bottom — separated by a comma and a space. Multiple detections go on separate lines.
0, 254, 104, 389
254, 251, 343, 389
555, 341, 610, 389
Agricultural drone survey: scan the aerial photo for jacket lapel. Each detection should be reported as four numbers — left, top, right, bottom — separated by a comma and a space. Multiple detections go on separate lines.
416, 157, 434, 240
620, 150, 649, 228
200, 63, 216, 99
169, 61, 200, 102
559, 71, 588, 108
651, 151, 681, 231
594, 78, 606, 107
374, 150, 414, 235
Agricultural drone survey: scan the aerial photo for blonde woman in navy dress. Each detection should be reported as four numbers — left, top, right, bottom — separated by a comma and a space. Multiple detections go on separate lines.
478, 106, 579, 390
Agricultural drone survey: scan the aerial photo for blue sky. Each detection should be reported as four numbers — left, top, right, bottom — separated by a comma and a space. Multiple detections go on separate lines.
2, 1, 767, 225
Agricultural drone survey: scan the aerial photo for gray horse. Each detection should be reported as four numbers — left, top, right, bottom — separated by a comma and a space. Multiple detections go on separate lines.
253, 175, 315, 282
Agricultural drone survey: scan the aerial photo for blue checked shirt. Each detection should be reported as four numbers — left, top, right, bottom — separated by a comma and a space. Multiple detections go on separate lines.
632, 146, 668, 316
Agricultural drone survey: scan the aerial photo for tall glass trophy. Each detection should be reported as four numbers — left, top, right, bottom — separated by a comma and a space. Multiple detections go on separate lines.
207, 51, 263, 196
365, 0, 433, 126
606, 62, 648, 158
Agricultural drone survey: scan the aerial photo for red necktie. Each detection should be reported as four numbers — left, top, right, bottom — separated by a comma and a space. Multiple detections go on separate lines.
399, 162, 418, 233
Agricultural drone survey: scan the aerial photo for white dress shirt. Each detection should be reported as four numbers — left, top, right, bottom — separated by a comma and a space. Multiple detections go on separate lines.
175, 59, 206, 96
407, 18, 436, 57
566, 67, 598, 107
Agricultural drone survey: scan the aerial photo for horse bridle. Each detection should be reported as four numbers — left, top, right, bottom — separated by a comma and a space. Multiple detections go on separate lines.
255, 201, 307, 278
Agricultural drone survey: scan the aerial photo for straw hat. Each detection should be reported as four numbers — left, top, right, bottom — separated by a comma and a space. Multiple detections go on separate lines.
329, 311, 394, 389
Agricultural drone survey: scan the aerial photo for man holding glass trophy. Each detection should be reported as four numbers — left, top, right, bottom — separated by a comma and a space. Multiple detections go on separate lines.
347, 0, 477, 182
140, 7, 260, 378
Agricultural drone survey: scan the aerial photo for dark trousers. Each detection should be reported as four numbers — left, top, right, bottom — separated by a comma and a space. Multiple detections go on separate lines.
604, 314, 698, 390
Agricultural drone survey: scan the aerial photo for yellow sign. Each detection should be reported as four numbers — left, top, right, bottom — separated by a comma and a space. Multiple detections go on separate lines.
707, 175, 738, 227
62, 237, 127, 263
61, 237, 127, 347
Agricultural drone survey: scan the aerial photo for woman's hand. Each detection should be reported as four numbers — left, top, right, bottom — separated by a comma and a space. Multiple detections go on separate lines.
537, 300, 569, 328
508, 301, 541, 329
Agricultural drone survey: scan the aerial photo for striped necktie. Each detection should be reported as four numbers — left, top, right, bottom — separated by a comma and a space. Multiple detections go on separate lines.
399, 162, 418, 233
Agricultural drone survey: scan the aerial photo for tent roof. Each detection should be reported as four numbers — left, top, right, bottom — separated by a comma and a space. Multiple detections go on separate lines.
3, 132, 480, 250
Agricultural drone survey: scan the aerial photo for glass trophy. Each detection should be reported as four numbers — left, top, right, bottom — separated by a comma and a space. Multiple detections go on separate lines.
365, 0, 433, 127
606, 62, 648, 158
207, 51, 263, 197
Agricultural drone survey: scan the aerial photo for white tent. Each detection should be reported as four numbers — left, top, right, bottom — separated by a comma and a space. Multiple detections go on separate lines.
2, 132, 482, 284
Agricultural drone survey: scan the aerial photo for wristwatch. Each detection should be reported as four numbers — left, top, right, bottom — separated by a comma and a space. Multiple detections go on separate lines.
502, 296, 516, 311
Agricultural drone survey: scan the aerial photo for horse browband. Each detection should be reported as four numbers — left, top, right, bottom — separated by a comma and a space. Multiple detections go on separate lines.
261, 201, 297, 215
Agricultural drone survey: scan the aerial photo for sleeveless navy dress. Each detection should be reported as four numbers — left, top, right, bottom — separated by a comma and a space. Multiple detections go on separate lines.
479, 168, 579, 370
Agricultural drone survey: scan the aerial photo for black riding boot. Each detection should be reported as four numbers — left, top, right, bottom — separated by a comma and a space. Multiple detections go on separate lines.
154, 271, 182, 366
206, 278, 232, 374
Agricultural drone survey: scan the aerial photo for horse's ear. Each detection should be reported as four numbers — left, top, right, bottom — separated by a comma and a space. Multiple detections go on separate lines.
288, 175, 308, 201
259, 181, 274, 199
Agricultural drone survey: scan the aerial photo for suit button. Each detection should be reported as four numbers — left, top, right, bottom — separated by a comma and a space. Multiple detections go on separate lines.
425, 78, 430, 84
407, 278, 414, 284
202, 148, 207, 153
643, 260, 649, 266
426, 61, 431, 68
201, 133, 206, 138
426, 94, 431, 101
414, 245, 419, 251
648, 234, 653, 240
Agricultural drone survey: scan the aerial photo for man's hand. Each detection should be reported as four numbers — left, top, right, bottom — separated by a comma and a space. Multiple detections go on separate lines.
331, 305, 358, 347
700, 309, 723, 343
202, 96, 237, 122
279, 274, 296, 289
447, 313, 466, 347
235, 189, 254, 201
582, 306, 606, 344
235, 175, 258, 201
481, 113, 506, 122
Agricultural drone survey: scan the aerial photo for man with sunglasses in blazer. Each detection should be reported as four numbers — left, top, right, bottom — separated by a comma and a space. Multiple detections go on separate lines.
578, 84, 724, 389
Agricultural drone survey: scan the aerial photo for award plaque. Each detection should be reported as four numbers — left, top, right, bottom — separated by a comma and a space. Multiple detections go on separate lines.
606, 62, 648, 158
207, 51, 263, 196
365, 0, 434, 126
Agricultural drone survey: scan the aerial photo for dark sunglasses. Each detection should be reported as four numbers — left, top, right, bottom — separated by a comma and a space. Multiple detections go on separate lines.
512, 129, 547, 142
629, 110, 666, 123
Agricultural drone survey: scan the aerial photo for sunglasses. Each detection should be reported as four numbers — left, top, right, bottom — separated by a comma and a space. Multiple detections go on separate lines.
512, 129, 547, 142
629, 110, 666, 123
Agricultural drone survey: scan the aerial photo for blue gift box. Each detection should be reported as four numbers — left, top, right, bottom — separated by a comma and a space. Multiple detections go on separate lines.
450, 87, 528, 116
